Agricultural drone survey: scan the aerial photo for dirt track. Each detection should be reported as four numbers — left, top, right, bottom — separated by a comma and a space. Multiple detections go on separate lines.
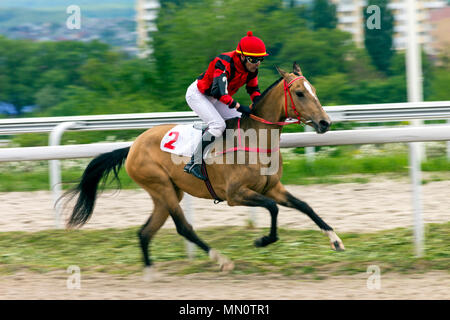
1, 177, 449, 233
1, 177, 449, 300
1, 270, 449, 300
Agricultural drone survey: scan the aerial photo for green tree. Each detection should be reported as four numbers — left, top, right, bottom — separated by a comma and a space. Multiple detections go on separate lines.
0, 36, 115, 114
311, 0, 337, 30
152, 0, 293, 109
35, 85, 62, 110
0, 35, 163, 116
0, 36, 36, 113
275, 29, 354, 80
428, 48, 450, 101
389, 50, 435, 100
363, 0, 394, 74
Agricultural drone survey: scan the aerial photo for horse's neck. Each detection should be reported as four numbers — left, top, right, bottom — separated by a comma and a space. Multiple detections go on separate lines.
222, 81, 285, 151
224, 79, 286, 131
242, 80, 286, 132
254, 85, 284, 123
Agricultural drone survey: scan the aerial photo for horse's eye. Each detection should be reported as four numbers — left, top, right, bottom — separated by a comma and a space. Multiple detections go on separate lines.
296, 91, 304, 98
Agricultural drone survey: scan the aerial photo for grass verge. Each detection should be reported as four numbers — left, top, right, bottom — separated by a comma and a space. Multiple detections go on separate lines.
281, 155, 450, 185
0, 155, 449, 192
0, 222, 448, 278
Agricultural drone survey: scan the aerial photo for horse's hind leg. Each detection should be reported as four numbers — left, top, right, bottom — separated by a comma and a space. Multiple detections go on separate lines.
137, 185, 185, 281
138, 200, 170, 268
143, 182, 233, 272
265, 182, 345, 251
168, 202, 234, 272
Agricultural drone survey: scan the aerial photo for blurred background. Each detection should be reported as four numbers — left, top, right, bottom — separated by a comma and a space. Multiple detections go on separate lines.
1, 0, 449, 120
0, 0, 449, 300
1, 0, 449, 187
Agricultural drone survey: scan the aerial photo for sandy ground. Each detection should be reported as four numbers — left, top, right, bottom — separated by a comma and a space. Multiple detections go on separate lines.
1, 177, 449, 300
0, 177, 449, 233
0, 270, 448, 300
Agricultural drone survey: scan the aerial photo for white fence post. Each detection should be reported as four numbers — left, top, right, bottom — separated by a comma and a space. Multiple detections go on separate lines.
249, 207, 258, 228
183, 193, 196, 259
409, 142, 424, 257
305, 125, 315, 162
406, 0, 425, 257
447, 119, 450, 160
49, 122, 79, 229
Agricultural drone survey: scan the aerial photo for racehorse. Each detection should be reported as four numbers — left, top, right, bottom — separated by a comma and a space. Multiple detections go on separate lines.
64, 62, 345, 275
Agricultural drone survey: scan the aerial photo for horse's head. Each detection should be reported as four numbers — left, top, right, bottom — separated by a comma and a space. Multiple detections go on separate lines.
276, 62, 331, 134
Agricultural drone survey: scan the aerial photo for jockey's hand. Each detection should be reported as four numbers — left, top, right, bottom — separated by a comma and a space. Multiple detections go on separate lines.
252, 95, 262, 106
236, 103, 252, 115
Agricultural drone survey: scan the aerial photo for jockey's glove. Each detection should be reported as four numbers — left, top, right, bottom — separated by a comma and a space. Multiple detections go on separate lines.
252, 95, 262, 105
237, 104, 252, 115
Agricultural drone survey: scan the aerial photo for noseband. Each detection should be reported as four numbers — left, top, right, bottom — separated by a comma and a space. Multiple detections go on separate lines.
250, 76, 305, 126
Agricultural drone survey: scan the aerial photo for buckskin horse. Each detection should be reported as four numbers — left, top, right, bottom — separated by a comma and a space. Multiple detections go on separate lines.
64, 63, 345, 275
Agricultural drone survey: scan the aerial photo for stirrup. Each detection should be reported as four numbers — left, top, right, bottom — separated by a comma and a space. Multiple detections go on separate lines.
183, 161, 194, 173
186, 163, 206, 180
183, 157, 198, 172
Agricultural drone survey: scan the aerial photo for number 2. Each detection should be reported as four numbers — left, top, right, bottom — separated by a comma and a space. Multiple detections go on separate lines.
163, 131, 179, 150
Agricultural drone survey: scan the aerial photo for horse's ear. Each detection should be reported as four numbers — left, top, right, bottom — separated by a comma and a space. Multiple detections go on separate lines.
293, 62, 302, 76
275, 66, 289, 79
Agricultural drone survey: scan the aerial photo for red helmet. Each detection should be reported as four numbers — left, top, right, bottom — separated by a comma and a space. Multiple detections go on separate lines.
236, 31, 269, 57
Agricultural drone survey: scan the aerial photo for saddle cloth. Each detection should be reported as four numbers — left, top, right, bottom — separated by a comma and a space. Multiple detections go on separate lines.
160, 123, 206, 157
161, 120, 279, 157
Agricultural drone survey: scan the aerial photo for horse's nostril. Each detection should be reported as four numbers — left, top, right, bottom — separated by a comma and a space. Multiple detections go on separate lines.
319, 120, 330, 130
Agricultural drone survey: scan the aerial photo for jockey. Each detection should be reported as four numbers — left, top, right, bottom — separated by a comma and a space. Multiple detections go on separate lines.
184, 31, 269, 180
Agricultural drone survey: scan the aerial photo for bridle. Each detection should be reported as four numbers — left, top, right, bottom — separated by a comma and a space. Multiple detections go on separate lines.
249, 76, 306, 126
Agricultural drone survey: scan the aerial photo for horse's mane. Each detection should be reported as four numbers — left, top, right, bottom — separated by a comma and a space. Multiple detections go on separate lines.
253, 76, 283, 109
225, 76, 283, 130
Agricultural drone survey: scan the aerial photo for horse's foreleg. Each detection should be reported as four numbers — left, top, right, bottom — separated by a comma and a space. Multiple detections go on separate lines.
265, 182, 345, 251
228, 187, 279, 247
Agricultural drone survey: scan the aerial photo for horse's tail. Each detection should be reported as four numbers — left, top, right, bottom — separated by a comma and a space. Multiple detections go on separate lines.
65, 147, 130, 228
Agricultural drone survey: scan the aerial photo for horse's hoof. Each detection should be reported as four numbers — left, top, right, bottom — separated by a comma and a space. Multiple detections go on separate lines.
324, 231, 345, 252
209, 249, 234, 272
220, 261, 235, 272
331, 240, 345, 252
143, 266, 160, 282
254, 236, 278, 247
254, 238, 264, 247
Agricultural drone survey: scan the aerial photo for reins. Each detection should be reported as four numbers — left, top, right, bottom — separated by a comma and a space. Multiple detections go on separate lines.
249, 76, 305, 126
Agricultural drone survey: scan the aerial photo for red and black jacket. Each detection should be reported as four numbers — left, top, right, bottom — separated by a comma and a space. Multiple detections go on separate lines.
196, 51, 261, 108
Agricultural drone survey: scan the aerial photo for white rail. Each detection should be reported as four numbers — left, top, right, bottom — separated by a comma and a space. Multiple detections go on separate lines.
0, 101, 449, 135
1, 125, 449, 162
324, 101, 450, 122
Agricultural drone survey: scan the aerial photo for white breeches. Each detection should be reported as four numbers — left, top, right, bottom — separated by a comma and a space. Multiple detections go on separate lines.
186, 80, 241, 138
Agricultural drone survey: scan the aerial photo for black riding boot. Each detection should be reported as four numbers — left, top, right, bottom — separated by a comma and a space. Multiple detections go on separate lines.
184, 130, 216, 180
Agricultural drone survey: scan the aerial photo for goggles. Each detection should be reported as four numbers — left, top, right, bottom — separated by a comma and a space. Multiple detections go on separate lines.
246, 56, 264, 64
